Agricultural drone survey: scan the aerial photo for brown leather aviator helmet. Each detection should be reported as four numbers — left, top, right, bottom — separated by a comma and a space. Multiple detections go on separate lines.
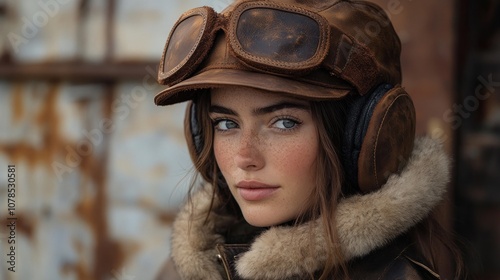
155, 0, 402, 105
155, 0, 416, 193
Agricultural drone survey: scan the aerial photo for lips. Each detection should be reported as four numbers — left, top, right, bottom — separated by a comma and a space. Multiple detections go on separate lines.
236, 181, 279, 201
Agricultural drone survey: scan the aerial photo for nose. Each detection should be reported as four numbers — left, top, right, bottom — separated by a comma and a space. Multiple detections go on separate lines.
235, 131, 265, 171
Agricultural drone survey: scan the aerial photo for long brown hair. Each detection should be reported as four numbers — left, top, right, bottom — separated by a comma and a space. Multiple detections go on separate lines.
186, 91, 464, 279
304, 99, 350, 279
187, 91, 351, 278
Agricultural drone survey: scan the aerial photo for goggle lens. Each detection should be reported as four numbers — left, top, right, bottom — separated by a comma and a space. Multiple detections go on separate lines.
235, 8, 322, 64
159, 2, 330, 86
163, 14, 206, 74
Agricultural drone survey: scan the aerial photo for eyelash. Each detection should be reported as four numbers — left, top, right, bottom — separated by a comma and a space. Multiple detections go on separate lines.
211, 116, 302, 133
212, 118, 238, 133
272, 116, 302, 132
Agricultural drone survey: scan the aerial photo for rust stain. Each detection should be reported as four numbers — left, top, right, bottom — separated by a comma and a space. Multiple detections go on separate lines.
138, 197, 176, 225
157, 211, 177, 225
61, 263, 86, 280
138, 198, 177, 225
0, 214, 35, 240
0, 85, 62, 168
73, 239, 93, 280
93, 86, 126, 280
74, 153, 125, 280
37, 85, 64, 165
14, 214, 35, 239
74, 85, 127, 280
12, 83, 24, 122
1, 83, 129, 280
0, 142, 38, 168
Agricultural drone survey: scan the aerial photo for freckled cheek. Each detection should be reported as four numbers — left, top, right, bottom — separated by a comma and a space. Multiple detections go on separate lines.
270, 139, 318, 176
213, 138, 235, 172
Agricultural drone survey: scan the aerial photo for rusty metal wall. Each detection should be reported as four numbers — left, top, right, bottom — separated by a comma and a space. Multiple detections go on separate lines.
2, 0, 491, 280
0, 1, 231, 280
0, 83, 194, 280
0, 0, 232, 62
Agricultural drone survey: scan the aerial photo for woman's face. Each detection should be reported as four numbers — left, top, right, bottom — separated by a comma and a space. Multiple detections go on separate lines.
210, 87, 319, 227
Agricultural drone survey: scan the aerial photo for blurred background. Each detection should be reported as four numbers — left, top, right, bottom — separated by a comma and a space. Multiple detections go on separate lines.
0, 0, 498, 279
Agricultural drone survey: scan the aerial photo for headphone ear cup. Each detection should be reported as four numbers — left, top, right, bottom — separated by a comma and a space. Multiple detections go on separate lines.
359, 86, 416, 192
343, 84, 393, 193
184, 101, 204, 166
343, 84, 416, 193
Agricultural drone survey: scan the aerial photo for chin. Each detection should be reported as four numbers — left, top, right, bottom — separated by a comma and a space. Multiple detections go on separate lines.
242, 211, 289, 228
245, 219, 274, 228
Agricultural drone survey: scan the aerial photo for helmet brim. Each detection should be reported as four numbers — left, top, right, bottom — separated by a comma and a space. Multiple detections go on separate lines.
154, 68, 352, 106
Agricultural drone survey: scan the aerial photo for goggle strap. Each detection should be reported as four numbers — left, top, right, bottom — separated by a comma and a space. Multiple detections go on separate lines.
325, 33, 352, 73
342, 44, 382, 95
325, 30, 382, 96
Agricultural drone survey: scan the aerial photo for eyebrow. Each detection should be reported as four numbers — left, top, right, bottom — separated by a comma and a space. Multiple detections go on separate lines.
209, 101, 310, 116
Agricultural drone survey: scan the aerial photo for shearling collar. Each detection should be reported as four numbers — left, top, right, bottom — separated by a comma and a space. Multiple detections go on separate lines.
170, 137, 450, 280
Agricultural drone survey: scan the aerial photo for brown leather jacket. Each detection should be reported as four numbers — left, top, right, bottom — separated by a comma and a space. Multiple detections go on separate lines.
156, 138, 447, 280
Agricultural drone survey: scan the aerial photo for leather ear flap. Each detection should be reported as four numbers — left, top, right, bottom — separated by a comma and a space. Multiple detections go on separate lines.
184, 99, 228, 188
343, 84, 393, 193
357, 86, 416, 193
184, 101, 203, 165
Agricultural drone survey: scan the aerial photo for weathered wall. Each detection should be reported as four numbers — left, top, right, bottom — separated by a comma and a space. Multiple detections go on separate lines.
0, 1, 231, 280
0, 83, 192, 280
2, 0, 493, 280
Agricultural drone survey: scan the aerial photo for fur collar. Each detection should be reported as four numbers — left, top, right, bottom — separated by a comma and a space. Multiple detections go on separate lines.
170, 137, 450, 279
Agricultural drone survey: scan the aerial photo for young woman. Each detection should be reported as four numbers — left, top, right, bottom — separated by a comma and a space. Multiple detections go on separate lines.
154, 0, 463, 279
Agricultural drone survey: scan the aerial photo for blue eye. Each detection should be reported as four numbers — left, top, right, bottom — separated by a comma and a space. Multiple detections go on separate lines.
214, 119, 238, 131
274, 119, 299, 130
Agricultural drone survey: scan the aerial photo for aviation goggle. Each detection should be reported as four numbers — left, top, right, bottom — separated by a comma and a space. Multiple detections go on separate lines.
158, 1, 383, 95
